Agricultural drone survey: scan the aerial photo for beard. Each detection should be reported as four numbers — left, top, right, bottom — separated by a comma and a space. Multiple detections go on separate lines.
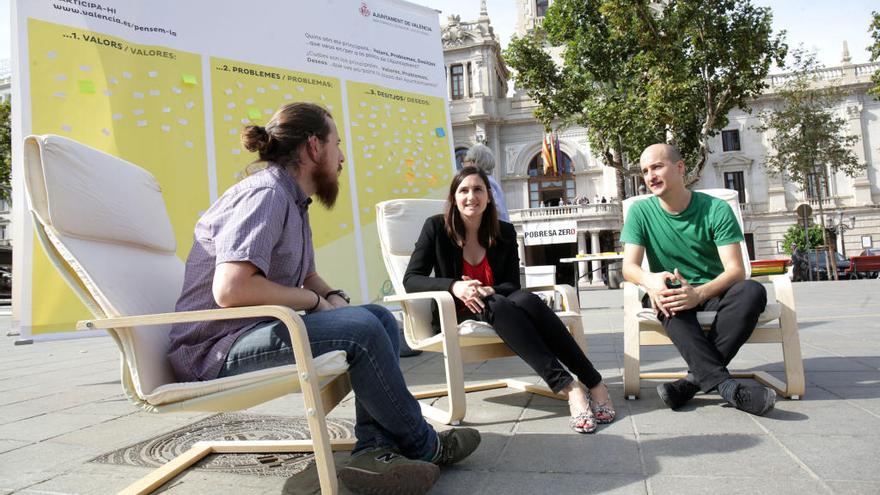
312, 160, 340, 209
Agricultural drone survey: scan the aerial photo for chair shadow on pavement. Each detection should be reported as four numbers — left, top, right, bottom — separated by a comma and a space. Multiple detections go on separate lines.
278, 432, 762, 495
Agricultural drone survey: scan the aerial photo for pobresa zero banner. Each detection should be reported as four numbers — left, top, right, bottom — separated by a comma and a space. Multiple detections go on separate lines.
11, 0, 454, 340
522, 220, 578, 246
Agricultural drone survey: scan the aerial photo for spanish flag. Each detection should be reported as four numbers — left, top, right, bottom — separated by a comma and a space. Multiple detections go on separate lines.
550, 132, 559, 174
542, 134, 556, 175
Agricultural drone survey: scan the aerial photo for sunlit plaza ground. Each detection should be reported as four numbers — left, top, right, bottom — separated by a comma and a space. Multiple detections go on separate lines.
1, 279, 879, 494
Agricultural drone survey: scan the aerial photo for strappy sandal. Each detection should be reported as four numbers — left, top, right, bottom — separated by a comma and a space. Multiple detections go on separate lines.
590, 383, 616, 424
569, 410, 597, 434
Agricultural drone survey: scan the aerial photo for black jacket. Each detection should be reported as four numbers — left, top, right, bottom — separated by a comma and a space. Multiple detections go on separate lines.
403, 215, 521, 330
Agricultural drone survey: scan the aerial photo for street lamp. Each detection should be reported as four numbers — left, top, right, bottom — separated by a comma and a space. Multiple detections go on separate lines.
828, 211, 856, 257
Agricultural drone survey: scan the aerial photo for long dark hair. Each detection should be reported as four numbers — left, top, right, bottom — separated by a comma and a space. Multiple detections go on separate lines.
444, 166, 501, 248
240, 102, 332, 172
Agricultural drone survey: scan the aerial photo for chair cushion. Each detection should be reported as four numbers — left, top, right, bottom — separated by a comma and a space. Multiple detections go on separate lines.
452, 310, 581, 339
636, 302, 782, 327
28, 134, 176, 253
143, 350, 348, 406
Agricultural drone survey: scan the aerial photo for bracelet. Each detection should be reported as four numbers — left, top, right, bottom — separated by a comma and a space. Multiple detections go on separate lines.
324, 289, 350, 303
307, 289, 321, 312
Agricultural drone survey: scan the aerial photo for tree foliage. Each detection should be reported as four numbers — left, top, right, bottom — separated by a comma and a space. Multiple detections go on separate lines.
503, 0, 786, 195
781, 224, 824, 255
756, 49, 864, 279
0, 98, 10, 201
755, 50, 864, 188
870, 11, 880, 99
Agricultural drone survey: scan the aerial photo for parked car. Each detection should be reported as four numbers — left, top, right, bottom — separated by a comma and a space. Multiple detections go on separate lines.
858, 247, 880, 257
806, 250, 849, 280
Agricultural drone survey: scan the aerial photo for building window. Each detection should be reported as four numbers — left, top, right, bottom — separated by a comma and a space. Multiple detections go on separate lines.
536, 0, 549, 17
806, 170, 829, 200
466, 62, 473, 98
450, 64, 464, 100
721, 129, 740, 152
723, 171, 746, 204
454, 147, 469, 170
527, 151, 574, 207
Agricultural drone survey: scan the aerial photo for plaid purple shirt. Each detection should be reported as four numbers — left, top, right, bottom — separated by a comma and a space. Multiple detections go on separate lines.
168, 165, 315, 382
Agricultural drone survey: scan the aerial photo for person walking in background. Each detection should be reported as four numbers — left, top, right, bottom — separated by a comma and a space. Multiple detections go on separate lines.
404, 166, 616, 434
463, 144, 509, 221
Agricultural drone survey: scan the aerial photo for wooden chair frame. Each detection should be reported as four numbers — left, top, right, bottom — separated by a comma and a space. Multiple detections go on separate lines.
621, 189, 805, 401
24, 134, 355, 494
376, 199, 587, 425
622, 275, 805, 400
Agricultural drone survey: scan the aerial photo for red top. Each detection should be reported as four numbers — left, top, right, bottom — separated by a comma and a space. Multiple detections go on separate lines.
462, 256, 494, 287
458, 256, 494, 314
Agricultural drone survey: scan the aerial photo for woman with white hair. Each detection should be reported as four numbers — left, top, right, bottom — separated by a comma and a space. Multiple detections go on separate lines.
463, 144, 509, 221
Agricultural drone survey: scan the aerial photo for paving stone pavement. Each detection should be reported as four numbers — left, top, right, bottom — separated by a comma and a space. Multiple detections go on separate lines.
1, 279, 879, 494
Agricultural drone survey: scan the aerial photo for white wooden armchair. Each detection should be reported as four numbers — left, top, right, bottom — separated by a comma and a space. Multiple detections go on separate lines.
375, 199, 587, 425
621, 189, 805, 400
23, 135, 355, 495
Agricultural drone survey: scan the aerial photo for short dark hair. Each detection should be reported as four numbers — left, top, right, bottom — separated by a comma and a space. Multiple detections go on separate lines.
444, 166, 501, 248
240, 102, 332, 170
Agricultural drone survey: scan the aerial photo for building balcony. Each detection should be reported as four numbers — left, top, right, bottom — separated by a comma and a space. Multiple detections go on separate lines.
510, 203, 622, 223
740, 202, 769, 216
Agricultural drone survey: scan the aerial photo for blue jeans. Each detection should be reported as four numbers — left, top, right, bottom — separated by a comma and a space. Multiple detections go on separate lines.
217, 304, 437, 459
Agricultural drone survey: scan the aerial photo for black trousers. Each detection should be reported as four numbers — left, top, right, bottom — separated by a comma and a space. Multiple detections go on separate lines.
466, 290, 603, 393
645, 280, 767, 392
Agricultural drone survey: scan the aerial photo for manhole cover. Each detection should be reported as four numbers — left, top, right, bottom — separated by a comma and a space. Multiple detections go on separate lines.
91, 412, 355, 477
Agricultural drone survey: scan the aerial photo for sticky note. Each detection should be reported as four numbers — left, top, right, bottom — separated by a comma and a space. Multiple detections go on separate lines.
78, 80, 96, 94
247, 107, 262, 120
435, 127, 446, 137
405, 159, 415, 168
181, 73, 198, 85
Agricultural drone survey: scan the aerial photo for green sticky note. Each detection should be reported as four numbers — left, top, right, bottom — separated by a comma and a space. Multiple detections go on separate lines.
78, 80, 96, 94
181, 73, 198, 85
247, 107, 262, 120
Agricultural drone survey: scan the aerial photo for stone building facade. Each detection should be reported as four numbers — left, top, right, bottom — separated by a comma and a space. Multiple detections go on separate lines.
441, 1, 880, 286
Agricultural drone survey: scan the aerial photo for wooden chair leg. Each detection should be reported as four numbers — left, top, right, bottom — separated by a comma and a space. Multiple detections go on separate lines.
623, 283, 642, 400
772, 275, 806, 399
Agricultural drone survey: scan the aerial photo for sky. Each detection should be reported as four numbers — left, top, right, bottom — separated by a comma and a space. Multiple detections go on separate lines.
0, 0, 877, 71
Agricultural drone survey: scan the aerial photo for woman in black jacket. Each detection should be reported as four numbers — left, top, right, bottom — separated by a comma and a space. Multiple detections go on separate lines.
403, 166, 614, 434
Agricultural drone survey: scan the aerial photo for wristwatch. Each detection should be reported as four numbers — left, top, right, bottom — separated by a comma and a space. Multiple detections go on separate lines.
325, 289, 350, 304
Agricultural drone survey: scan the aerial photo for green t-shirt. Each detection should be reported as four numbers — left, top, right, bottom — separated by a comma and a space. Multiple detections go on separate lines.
620, 192, 743, 285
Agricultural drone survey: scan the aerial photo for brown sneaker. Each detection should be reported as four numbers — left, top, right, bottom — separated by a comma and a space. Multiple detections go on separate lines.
339, 447, 439, 495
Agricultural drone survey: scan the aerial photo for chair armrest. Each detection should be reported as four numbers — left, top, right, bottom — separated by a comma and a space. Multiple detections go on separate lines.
622, 281, 644, 314
524, 284, 580, 313
77, 305, 324, 379
769, 275, 796, 312
384, 291, 459, 336
77, 305, 303, 330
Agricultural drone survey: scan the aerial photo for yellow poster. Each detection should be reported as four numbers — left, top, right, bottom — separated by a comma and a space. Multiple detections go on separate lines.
345, 81, 449, 302
209, 57, 360, 297
27, 19, 209, 333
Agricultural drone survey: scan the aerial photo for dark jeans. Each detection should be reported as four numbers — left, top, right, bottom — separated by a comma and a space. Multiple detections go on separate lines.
217, 304, 436, 459
473, 290, 603, 393
644, 280, 767, 392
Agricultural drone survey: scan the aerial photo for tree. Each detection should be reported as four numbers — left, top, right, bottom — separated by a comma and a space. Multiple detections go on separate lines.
0, 98, 10, 202
504, 0, 786, 198
870, 11, 880, 98
755, 49, 865, 280
781, 224, 823, 255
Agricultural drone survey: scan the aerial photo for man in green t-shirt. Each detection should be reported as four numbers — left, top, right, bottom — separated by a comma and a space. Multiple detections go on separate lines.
620, 144, 776, 416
